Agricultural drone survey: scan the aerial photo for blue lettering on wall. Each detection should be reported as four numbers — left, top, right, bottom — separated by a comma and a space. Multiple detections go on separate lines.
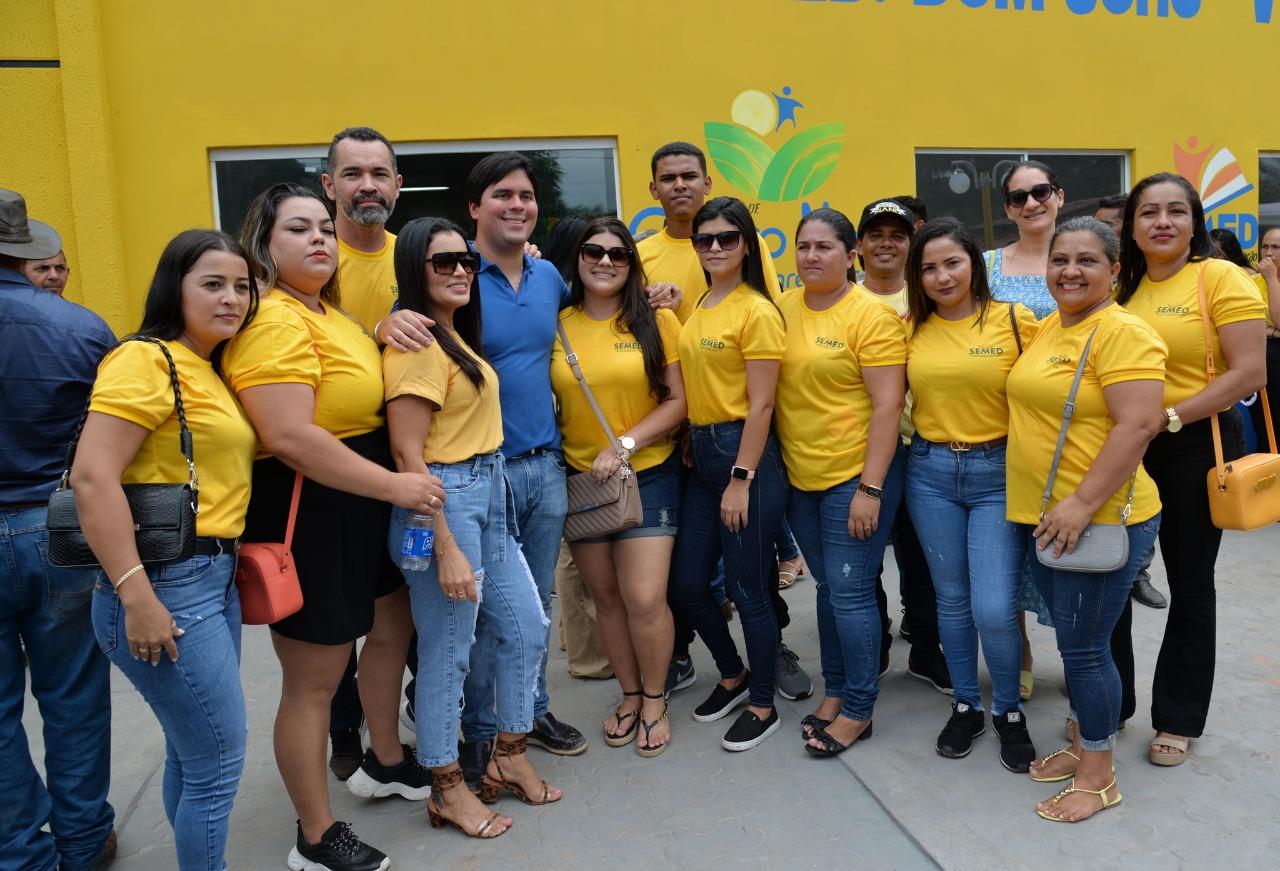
1206, 213, 1259, 249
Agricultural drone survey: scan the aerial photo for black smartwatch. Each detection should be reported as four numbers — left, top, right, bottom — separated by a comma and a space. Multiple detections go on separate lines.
857, 481, 884, 500
730, 465, 756, 481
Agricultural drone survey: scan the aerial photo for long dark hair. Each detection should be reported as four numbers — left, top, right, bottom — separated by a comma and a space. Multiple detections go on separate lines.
1117, 173, 1213, 303
692, 197, 772, 303
240, 182, 340, 306
905, 218, 992, 335
795, 207, 857, 281
1210, 228, 1253, 271
394, 217, 487, 389
568, 216, 668, 402
1000, 160, 1061, 198
543, 215, 590, 282
134, 229, 259, 370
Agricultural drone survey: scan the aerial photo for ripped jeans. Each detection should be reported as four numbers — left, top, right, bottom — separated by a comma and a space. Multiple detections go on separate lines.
389, 450, 547, 768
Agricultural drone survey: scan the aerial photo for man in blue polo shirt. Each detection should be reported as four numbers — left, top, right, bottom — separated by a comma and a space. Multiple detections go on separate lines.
0, 190, 117, 871
456, 153, 587, 779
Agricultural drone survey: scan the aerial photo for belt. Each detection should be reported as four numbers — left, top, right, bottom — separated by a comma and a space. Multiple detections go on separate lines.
193, 537, 239, 556
510, 447, 554, 460
944, 436, 1008, 452
0, 501, 47, 511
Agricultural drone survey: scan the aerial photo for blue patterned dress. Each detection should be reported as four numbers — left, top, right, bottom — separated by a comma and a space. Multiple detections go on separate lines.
985, 247, 1053, 625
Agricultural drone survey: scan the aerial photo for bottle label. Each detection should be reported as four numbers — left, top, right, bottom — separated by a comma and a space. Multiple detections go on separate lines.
401, 526, 435, 559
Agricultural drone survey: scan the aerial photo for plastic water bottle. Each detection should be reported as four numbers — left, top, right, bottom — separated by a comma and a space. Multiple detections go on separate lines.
399, 512, 435, 571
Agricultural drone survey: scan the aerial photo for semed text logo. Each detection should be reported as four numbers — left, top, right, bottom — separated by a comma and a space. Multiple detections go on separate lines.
970, 346, 1005, 357
815, 336, 845, 350
1047, 355, 1073, 365
700, 338, 726, 351
1156, 305, 1191, 315
614, 341, 642, 352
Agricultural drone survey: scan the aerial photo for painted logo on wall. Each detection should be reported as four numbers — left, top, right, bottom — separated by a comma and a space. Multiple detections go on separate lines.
703, 87, 844, 202
1174, 137, 1258, 247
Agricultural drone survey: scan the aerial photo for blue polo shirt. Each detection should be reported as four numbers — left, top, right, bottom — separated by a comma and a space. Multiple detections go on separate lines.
476, 251, 571, 458
0, 268, 116, 504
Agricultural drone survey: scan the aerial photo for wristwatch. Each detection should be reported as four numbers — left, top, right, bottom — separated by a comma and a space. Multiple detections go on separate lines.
858, 481, 884, 500
1163, 407, 1183, 433
617, 435, 636, 457
730, 465, 756, 481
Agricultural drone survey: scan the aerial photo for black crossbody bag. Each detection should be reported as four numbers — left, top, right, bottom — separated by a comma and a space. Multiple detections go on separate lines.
46, 338, 200, 568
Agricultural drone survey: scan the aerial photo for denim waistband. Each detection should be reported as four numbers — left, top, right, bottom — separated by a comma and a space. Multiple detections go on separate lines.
448, 449, 505, 475
911, 433, 1007, 455
689, 419, 746, 437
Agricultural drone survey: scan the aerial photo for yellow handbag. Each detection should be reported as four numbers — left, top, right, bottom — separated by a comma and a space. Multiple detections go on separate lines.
1195, 267, 1280, 531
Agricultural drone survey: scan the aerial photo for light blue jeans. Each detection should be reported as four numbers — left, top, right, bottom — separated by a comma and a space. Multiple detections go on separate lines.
461, 450, 565, 741
905, 437, 1025, 715
394, 451, 548, 766
1, 506, 114, 871
1025, 517, 1161, 751
92, 551, 245, 871
788, 453, 904, 720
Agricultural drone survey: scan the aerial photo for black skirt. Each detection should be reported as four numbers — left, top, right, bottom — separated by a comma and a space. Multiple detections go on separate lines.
242, 427, 403, 645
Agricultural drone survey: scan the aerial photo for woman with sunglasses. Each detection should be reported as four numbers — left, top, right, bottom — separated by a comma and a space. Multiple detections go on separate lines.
224, 183, 444, 870
1116, 174, 1266, 768
671, 196, 789, 751
985, 160, 1063, 700
1008, 217, 1167, 822
385, 217, 557, 839
550, 217, 686, 757
902, 219, 1039, 772
74, 230, 257, 869
773, 208, 906, 757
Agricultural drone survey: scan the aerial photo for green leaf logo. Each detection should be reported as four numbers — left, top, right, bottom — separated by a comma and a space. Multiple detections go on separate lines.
704, 120, 844, 203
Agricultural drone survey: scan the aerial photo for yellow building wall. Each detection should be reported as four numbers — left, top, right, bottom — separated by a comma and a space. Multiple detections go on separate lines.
4, 0, 1278, 332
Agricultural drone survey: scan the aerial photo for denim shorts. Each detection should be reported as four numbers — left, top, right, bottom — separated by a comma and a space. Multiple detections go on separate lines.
572, 450, 681, 543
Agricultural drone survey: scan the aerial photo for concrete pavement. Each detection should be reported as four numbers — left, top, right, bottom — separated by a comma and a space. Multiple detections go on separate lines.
22, 525, 1280, 870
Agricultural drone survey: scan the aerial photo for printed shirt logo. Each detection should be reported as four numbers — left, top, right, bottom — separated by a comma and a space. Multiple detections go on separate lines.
1047, 355, 1073, 365
969, 346, 1005, 357
704, 86, 845, 202
614, 340, 643, 352
1155, 305, 1191, 315
815, 336, 845, 350
700, 337, 726, 350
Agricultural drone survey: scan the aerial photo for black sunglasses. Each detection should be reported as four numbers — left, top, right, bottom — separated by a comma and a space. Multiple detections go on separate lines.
428, 251, 481, 275
1004, 183, 1059, 208
579, 243, 633, 267
690, 230, 743, 253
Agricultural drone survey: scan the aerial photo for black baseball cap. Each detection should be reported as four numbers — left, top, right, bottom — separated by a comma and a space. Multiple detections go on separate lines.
857, 199, 915, 237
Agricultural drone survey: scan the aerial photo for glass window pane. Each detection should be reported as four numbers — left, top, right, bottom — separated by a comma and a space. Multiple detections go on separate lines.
1261, 154, 1280, 238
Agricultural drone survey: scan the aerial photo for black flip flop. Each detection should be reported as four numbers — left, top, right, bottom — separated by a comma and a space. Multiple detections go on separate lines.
804, 721, 873, 757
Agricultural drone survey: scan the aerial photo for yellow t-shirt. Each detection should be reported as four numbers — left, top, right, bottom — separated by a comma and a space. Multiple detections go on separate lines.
857, 282, 908, 318
338, 232, 398, 335
775, 288, 907, 490
1253, 272, 1275, 329
551, 307, 682, 473
907, 302, 1039, 443
1123, 259, 1265, 407
679, 284, 784, 426
222, 289, 385, 444
90, 340, 257, 538
1006, 305, 1166, 526
383, 337, 502, 464
638, 227, 782, 323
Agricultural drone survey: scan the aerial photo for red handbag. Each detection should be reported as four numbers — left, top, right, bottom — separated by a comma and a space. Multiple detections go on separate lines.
235, 473, 304, 625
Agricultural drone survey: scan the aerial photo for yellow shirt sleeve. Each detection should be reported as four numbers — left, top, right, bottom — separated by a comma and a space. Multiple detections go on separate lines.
1014, 302, 1040, 345
740, 295, 785, 360
89, 341, 177, 430
383, 341, 449, 409
222, 302, 321, 392
658, 307, 682, 365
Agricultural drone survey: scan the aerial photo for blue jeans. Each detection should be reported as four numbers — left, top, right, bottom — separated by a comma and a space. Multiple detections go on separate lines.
788, 456, 903, 720
461, 450, 565, 741
396, 452, 548, 765
92, 552, 245, 871
1025, 517, 1161, 751
672, 422, 788, 708
0, 506, 114, 871
906, 438, 1025, 714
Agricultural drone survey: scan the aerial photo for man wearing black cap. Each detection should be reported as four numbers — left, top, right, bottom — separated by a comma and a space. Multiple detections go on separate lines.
0, 189, 117, 870
853, 199, 953, 696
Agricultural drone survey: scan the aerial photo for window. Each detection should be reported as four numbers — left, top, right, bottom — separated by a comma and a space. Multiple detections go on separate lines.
915, 150, 1129, 249
211, 139, 620, 247
1260, 153, 1280, 240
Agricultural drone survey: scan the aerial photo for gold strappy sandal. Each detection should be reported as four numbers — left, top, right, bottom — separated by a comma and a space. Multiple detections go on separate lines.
1029, 747, 1081, 783
605, 690, 642, 748
1036, 777, 1122, 822
479, 736, 561, 806
427, 768, 506, 838
636, 691, 670, 758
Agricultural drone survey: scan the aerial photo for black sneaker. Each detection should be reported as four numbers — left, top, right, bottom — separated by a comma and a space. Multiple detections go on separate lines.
527, 712, 588, 756
693, 672, 750, 723
287, 821, 389, 871
721, 708, 781, 752
665, 655, 697, 694
936, 701, 986, 759
458, 738, 492, 792
328, 729, 363, 782
992, 709, 1036, 773
345, 744, 431, 800
907, 648, 954, 695
775, 643, 813, 701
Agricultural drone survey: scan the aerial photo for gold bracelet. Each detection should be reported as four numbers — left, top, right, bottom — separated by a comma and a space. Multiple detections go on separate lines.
372, 319, 385, 343
434, 533, 455, 558
113, 563, 145, 591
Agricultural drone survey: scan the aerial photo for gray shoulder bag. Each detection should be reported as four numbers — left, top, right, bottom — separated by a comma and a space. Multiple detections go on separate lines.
1036, 325, 1133, 574
556, 321, 643, 542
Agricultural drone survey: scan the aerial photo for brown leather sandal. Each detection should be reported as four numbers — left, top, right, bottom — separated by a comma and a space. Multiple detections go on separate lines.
427, 767, 506, 838
479, 736, 561, 806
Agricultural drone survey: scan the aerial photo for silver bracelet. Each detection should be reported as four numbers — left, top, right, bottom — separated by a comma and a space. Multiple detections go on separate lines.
113, 563, 145, 591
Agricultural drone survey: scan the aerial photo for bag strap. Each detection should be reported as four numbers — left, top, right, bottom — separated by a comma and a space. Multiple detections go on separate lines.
283, 473, 303, 549
57, 338, 199, 501
556, 320, 626, 456
1008, 303, 1023, 355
